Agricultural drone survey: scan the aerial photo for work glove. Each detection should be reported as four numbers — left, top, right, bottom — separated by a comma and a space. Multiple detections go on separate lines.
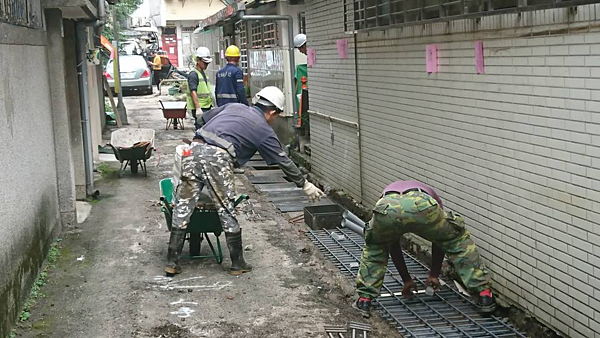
402, 279, 418, 298
302, 181, 325, 202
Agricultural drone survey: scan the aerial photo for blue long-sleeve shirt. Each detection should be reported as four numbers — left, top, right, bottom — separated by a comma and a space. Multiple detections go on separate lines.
215, 63, 248, 106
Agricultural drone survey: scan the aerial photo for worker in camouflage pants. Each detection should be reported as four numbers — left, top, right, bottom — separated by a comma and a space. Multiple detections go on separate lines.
353, 180, 495, 317
165, 87, 325, 277
165, 143, 241, 277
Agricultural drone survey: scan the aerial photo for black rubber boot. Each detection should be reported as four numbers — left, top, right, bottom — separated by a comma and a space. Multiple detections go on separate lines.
165, 229, 186, 276
226, 229, 252, 276
352, 298, 372, 318
476, 289, 496, 314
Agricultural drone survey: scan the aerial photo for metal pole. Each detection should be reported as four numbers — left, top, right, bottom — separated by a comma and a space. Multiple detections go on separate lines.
342, 210, 366, 227
76, 22, 95, 196
341, 218, 364, 236
112, 6, 128, 124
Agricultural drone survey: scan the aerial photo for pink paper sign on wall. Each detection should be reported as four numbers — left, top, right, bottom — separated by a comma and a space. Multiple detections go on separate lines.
426, 44, 438, 73
475, 40, 484, 74
220, 49, 225, 59
307, 48, 316, 67
337, 39, 348, 59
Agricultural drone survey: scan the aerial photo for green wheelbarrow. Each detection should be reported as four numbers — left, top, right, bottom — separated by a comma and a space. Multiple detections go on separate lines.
159, 178, 249, 264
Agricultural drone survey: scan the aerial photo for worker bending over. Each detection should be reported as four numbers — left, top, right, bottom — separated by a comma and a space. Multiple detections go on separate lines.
354, 180, 495, 317
166, 87, 324, 276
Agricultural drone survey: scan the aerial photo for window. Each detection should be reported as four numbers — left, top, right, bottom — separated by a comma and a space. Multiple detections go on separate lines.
250, 20, 279, 48
235, 20, 249, 73
345, 0, 597, 32
299, 12, 306, 34
0, 0, 43, 28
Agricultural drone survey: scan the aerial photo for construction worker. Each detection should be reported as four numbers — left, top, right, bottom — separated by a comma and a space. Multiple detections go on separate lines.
149, 50, 162, 91
165, 86, 325, 276
353, 180, 496, 318
215, 45, 248, 106
186, 47, 214, 127
294, 33, 307, 55
293, 34, 308, 111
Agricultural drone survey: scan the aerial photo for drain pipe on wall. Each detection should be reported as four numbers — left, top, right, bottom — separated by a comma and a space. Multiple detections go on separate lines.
76, 22, 96, 197
236, 10, 297, 114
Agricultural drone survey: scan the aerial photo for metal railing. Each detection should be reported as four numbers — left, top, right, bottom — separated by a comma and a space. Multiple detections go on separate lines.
344, 0, 600, 32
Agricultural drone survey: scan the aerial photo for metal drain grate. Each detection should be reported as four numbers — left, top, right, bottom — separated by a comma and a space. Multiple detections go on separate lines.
308, 228, 525, 338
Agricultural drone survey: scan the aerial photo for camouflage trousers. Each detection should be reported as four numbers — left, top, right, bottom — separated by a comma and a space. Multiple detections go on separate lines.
172, 143, 240, 234
356, 191, 491, 299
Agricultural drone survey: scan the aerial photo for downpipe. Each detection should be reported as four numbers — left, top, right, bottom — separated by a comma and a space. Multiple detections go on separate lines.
76, 22, 96, 196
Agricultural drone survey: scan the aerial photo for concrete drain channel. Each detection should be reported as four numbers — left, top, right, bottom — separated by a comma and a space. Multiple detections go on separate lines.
307, 228, 526, 338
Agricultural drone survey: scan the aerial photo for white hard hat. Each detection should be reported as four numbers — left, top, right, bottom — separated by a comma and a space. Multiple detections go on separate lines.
253, 86, 285, 111
293, 34, 307, 48
194, 47, 212, 63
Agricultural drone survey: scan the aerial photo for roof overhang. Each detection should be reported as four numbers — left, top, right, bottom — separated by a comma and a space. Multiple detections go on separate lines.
43, 0, 99, 19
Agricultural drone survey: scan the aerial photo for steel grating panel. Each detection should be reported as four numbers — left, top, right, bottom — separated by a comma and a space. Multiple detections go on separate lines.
248, 176, 288, 184
307, 228, 525, 338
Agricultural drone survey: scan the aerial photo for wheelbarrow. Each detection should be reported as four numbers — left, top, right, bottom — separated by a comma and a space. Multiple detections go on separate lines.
159, 178, 249, 265
159, 100, 187, 130
108, 128, 155, 177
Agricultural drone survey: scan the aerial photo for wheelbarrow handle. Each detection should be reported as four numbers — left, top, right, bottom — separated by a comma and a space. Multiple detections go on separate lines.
233, 194, 249, 208
160, 196, 173, 214
159, 100, 165, 109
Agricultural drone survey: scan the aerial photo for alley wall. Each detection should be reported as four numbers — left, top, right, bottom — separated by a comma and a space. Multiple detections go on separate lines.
0, 22, 62, 338
306, 1, 600, 337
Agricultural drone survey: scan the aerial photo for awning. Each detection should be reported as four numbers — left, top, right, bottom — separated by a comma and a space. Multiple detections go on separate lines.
194, 1, 246, 33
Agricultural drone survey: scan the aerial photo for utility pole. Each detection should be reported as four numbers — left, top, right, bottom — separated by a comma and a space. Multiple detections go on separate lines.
112, 5, 128, 124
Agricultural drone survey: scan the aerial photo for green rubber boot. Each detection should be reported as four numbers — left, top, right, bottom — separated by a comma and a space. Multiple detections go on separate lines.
226, 229, 253, 276
165, 229, 186, 276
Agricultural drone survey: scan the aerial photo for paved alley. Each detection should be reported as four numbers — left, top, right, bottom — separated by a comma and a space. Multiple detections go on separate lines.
13, 94, 400, 338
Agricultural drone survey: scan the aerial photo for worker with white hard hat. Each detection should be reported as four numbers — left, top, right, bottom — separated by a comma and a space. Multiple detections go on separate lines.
165, 86, 325, 276
186, 46, 214, 127
293, 33, 307, 55
293, 33, 309, 119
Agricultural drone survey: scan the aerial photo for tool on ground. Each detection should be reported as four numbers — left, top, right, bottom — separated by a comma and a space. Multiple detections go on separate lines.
349, 322, 370, 338
108, 128, 155, 177
159, 178, 249, 267
324, 325, 347, 338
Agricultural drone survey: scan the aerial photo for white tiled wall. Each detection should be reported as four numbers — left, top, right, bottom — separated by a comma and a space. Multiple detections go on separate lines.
307, 1, 600, 337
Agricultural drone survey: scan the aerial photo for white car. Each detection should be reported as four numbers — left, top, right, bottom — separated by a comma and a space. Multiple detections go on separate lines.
104, 55, 153, 95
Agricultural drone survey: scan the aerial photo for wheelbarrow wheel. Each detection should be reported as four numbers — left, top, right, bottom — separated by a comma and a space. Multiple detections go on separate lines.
130, 161, 139, 174
189, 233, 202, 256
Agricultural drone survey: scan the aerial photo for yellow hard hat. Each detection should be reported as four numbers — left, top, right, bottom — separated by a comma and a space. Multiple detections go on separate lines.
225, 45, 241, 57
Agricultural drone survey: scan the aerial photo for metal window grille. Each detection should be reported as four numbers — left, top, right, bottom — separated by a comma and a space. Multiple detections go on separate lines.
0, 0, 42, 28
250, 20, 279, 48
344, 0, 600, 32
299, 12, 307, 34
262, 21, 277, 47
182, 26, 196, 32
236, 20, 249, 73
